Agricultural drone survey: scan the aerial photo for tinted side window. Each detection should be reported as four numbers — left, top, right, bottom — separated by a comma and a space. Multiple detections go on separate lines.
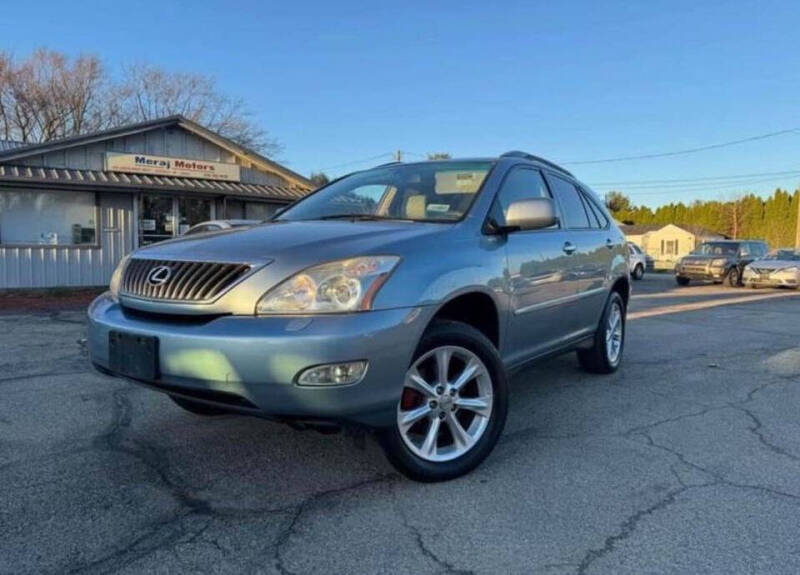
495, 168, 550, 220
547, 174, 590, 229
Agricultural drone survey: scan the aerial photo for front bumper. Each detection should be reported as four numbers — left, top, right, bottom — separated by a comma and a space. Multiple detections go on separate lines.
743, 275, 799, 289
675, 266, 727, 281
87, 293, 433, 427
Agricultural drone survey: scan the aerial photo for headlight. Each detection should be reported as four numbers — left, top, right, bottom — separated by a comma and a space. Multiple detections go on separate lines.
711, 258, 727, 267
109, 255, 131, 301
255, 256, 400, 314
778, 266, 799, 275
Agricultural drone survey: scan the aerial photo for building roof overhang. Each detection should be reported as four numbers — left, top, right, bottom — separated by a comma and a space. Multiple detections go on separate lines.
0, 164, 302, 202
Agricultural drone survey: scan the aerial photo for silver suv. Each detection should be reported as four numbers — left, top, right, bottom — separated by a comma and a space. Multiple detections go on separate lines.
88, 152, 629, 481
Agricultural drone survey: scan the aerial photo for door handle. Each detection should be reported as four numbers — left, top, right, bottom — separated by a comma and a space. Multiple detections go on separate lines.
563, 241, 577, 255
606, 238, 614, 249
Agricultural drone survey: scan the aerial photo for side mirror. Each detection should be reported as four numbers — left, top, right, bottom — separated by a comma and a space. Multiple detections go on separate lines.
504, 198, 557, 231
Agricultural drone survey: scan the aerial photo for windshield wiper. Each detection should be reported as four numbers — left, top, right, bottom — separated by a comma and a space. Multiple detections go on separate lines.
311, 214, 418, 222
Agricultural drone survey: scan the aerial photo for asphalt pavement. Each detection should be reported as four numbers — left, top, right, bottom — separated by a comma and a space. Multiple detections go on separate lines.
2, 274, 799, 574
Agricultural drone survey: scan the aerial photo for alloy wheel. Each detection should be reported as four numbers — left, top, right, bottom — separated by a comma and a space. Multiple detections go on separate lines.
397, 346, 493, 462
605, 301, 623, 365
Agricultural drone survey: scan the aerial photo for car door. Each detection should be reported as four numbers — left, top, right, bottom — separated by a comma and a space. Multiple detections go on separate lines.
493, 166, 575, 365
545, 174, 610, 334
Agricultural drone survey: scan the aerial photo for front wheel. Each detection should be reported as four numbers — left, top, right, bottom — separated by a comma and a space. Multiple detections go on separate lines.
577, 291, 626, 374
632, 264, 644, 280
676, 276, 690, 286
379, 320, 508, 482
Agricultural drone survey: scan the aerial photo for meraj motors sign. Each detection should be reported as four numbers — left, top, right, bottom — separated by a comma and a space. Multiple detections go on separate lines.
105, 152, 241, 182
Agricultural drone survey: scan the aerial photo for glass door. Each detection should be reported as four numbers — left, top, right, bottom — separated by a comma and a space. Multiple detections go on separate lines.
178, 197, 212, 235
139, 195, 174, 246
139, 195, 215, 246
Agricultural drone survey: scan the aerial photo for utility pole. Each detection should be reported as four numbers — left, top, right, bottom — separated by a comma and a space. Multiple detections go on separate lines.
394, 149, 403, 162
795, 190, 800, 248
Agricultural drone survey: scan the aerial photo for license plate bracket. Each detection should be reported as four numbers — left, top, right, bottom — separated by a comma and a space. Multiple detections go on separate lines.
109, 331, 159, 381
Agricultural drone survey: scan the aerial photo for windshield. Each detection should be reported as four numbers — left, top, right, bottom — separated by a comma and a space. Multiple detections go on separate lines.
764, 249, 800, 261
277, 161, 494, 223
692, 242, 738, 256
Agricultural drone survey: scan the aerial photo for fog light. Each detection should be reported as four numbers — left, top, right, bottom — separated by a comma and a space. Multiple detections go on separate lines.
296, 361, 368, 386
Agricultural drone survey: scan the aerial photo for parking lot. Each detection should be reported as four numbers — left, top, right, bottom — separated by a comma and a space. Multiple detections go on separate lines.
2, 274, 799, 575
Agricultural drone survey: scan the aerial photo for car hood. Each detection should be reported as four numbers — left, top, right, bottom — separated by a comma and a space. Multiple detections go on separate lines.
133, 219, 448, 264
747, 260, 800, 271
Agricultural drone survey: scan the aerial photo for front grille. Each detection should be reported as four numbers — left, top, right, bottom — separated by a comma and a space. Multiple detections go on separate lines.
682, 264, 708, 274
121, 258, 252, 302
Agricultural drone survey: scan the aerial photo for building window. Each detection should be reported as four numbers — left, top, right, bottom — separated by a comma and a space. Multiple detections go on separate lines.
662, 239, 679, 255
0, 190, 97, 246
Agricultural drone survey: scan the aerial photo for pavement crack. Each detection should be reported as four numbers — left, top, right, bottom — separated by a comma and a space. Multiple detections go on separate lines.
575, 484, 692, 575
733, 404, 800, 464
272, 474, 396, 575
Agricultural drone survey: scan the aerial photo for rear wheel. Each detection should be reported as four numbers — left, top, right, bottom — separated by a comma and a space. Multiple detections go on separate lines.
577, 291, 626, 374
169, 395, 229, 416
379, 320, 508, 482
676, 276, 690, 286
632, 264, 644, 280
726, 267, 741, 287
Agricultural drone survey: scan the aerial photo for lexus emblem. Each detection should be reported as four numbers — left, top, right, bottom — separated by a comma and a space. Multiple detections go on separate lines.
147, 265, 173, 286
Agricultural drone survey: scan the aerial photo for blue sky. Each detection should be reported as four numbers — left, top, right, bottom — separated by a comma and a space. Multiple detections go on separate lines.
3, 0, 800, 207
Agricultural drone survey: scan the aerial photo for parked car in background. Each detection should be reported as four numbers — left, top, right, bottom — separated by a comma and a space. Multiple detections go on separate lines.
182, 219, 261, 236
743, 248, 800, 289
627, 242, 647, 280
675, 240, 768, 287
88, 152, 630, 482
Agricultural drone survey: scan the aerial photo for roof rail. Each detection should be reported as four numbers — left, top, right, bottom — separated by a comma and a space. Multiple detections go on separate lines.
500, 151, 573, 177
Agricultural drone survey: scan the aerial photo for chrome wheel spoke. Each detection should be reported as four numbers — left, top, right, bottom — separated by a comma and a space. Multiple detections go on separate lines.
406, 368, 437, 398
436, 348, 452, 384
421, 417, 440, 457
451, 359, 479, 391
455, 396, 492, 417
446, 412, 471, 449
400, 404, 432, 430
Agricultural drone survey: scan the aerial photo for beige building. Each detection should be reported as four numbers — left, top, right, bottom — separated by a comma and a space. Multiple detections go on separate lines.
622, 223, 727, 269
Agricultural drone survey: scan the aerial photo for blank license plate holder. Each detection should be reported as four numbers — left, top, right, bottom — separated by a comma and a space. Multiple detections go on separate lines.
109, 331, 159, 381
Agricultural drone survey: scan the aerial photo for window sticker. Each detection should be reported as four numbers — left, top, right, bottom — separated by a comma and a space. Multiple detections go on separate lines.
427, 203, 450, 212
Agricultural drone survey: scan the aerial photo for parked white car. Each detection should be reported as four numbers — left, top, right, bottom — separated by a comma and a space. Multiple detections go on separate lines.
743, 248, 800, 289
627, 242, 647, 280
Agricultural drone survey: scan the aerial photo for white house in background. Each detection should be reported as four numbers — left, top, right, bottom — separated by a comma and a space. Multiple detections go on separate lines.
622, 223, 727, 268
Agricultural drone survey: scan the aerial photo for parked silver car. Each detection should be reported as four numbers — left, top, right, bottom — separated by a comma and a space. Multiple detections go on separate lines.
88, 152, 630, 481
743, 248, 800, 289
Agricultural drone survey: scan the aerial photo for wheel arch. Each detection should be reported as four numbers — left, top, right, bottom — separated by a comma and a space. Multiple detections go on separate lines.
425, 289, 502, 350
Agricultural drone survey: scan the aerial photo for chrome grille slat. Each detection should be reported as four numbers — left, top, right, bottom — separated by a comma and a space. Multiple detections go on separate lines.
121, 259, 251, 302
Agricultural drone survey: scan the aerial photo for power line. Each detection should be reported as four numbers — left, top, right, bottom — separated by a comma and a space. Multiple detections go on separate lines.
315, 152, 394, 172
622, 175, 799, 196
562, 128, 800, 165
588, 168, 800, 188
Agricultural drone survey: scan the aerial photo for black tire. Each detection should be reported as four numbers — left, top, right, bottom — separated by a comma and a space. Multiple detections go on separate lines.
676, 276, 690, 286
577, 291, 626, 374
726, 267, 741, 287
632, 264, 644, 280
379, 319, 508, 482
169, 395, 229, 416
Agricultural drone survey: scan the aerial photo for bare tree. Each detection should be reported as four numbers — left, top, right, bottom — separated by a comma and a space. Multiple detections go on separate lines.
118, 63, 281, 156
0, 49, 107, 143
0, 50, 281, 157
